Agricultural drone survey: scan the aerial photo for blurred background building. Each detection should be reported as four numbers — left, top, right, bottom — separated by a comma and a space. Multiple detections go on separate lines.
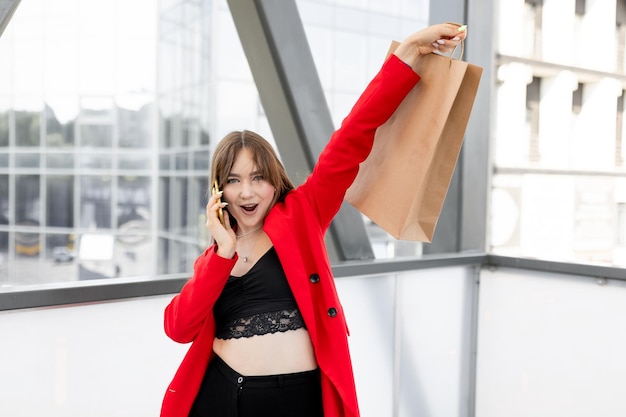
0, 0, 431, 287
491, 0, 626, 266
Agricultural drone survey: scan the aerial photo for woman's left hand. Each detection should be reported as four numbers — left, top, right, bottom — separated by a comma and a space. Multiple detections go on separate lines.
393, 23, 467, 68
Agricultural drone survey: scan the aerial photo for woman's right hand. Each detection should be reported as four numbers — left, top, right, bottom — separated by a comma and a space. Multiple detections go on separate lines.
206, 191, 237, 258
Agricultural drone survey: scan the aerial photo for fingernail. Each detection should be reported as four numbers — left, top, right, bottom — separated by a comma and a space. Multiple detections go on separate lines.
436, 39, 446, 45
221, 202, 228, 207
431, 42, 439, 48
458, 25, 467, 32
452, 36, 460, 41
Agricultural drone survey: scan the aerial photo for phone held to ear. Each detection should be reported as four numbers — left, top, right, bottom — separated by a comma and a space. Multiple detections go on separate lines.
212, 180, 225, 226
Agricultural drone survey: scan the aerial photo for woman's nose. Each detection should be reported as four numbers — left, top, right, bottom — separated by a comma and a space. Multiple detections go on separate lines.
239, 180, 254, 196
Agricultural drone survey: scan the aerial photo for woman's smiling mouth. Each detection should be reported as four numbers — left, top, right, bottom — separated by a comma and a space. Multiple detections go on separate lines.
241, 204, 258, 213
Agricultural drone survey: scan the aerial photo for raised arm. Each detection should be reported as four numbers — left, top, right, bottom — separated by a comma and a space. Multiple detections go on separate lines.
300, 23, 468, 230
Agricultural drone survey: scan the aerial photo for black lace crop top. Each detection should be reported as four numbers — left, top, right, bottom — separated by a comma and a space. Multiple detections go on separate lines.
213, 247, 306, 339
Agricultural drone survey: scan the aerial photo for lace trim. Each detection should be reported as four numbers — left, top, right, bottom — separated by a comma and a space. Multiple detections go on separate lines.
216, 308, 306, 340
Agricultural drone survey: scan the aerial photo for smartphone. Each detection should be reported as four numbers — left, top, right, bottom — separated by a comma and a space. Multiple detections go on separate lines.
212, 180, 225, 226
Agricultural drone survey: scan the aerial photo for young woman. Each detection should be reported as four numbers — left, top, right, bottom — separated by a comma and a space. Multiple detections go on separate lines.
161, 23, 468, 417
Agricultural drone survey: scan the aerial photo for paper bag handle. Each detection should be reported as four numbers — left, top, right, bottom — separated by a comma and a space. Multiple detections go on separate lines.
442, 21, 465, 61
442, 40, 464, 61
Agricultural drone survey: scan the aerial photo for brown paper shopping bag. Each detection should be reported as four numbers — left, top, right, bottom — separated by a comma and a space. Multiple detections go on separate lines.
345, 42, 483, 241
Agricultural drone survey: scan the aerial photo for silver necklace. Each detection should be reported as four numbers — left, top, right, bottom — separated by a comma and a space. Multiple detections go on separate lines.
238, 229, 262, 263
236, 225, 262, 239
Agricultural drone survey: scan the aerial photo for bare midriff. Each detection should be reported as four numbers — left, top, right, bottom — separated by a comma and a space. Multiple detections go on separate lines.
213, 328, 317, 376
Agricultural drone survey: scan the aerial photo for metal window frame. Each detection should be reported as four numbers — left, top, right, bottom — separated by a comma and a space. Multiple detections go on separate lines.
3, 253, 626, 311
227, 0, 374, 262
0, 0, 20, 38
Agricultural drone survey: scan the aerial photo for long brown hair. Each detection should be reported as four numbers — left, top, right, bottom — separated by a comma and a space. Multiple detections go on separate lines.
210, 130, 295, 225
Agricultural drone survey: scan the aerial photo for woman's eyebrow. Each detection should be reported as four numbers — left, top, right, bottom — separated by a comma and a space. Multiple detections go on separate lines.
227, 170, 261, 178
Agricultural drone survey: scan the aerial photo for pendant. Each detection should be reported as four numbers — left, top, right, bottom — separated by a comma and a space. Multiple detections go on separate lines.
243, 257, 248, 262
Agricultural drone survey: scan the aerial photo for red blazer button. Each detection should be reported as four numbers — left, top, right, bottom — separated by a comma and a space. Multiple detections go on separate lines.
327, 307, 337, 317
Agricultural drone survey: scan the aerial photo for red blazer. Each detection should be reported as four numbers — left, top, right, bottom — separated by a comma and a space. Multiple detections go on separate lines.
160, 55, 420, 417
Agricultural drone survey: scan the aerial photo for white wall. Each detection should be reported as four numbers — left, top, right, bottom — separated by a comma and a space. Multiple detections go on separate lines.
0, 266, 476, 417
0, 295, 187, 417
340, 267, 476, 417
5, 266, 626, 417
475, 268, 626, 417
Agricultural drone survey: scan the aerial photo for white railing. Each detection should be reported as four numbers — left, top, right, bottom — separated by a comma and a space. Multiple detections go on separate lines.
1, 256, 625, 417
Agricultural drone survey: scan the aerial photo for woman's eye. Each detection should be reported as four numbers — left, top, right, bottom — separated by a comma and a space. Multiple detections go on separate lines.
253, 175, 264, 181
226, 178, 238, 184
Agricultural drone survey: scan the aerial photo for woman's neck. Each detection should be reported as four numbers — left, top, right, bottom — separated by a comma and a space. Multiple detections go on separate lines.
236, 225, 263, 239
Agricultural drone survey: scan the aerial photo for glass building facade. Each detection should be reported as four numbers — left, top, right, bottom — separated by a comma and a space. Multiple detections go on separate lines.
0, 0, 161, 285
0, 0, 429, 287
491, 0, 626, 266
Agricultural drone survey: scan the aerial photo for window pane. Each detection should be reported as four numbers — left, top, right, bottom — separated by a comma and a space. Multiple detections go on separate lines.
192, 150, 209, 171
45, 105, 75, 148
491, 174, 626, 265
0, 175, 8, 257
0, 230, 7, 269
175, 152, 188, 170
15, 110, 41, 147
117, 176, 151, 278
1, 0, 165, 287
47, 153, 74, 169
15, 226, 40, 258
159, 177, 170, 231
15, 175, 41, 225
118, 104, 152, 148
176, 178, 188, 233
0, 108, 8, 147
618, 202, 626, 246
80, 124, 112, 148
159, 99, 175, 148
118, 154, 151, 170
46, 233, 77, 267
79, 153, 112, 169
46, 176, 74, 228
80, 176, 111, 229
117, 176, 151, 227
158, 237, 169, 275
78, 233, 116, 280
159, 154, 171, 170
15, 153, 41, 168
194, 177, 208, 245
13, 231, 42, 284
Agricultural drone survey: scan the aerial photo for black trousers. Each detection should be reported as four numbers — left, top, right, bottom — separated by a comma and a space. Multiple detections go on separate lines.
188, 355, 324, 417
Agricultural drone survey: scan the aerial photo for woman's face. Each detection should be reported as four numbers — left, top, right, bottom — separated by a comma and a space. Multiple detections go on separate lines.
222, 147, 276, 234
